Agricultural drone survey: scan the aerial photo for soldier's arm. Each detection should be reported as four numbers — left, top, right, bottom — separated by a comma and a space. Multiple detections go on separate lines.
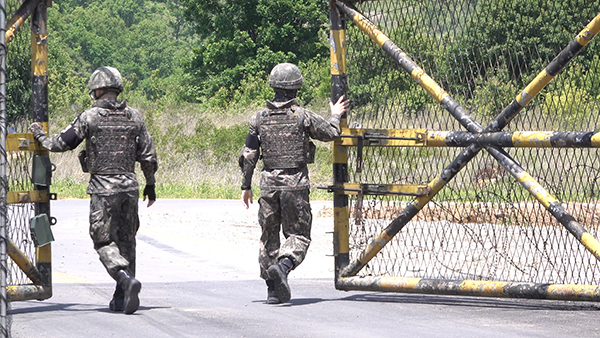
304, 110, 341, 142
136, 123, 158, 186
136, 119, 158, 207
30, 115, 86, 152
305, 95, 349, 142
239, 114, 260, 190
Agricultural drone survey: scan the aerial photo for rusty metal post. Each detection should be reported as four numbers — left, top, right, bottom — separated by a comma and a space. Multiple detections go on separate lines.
5, 0, 39, 44
330, 0, 350, 282
31, 0, 51, 294
336, 276, 600, 302
0, 0, 7, 334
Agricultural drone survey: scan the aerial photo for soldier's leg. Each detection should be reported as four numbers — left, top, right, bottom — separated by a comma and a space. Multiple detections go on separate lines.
266, 188, 311, 303
113, 191, 141, 314
114, 191, 140, 277
258, 189, 282, 280
89, 194, 129, 277
89, 193, 141, 314
109, 191, 140, 312
278, 188, 312, 267
258, 189, 283, 303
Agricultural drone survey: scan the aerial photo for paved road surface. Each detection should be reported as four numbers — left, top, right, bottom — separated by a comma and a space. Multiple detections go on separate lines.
9, 199, 600, 337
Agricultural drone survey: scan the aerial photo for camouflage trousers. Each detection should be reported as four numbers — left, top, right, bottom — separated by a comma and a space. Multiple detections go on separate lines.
258, 188, 312, 280
89, 191, 139, 280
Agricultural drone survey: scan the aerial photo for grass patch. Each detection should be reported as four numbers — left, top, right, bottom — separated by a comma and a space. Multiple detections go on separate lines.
48, 99, 338, 201
52, 179, 334, 201
156, 181, 241, 199
52, 178, 89, 199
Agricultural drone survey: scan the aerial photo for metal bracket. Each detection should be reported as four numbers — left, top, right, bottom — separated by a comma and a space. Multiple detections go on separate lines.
7, 190, 51, 204
18, 138, 30, 149
339, 128, 427, 147
319, 183, 430, 196
6, 133, 45, 152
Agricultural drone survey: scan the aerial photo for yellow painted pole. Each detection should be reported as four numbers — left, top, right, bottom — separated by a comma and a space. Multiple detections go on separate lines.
330, 0, 350, 279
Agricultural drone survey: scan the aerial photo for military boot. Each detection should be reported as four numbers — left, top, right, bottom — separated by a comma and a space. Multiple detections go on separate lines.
116, 270, 142, 314
267, 257, 293, 303
109, 284, 124, 312
266, 280, 281, 304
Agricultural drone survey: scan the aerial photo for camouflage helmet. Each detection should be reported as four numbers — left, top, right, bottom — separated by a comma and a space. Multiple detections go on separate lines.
88, 66, 124, 93
269, 63, 303, 90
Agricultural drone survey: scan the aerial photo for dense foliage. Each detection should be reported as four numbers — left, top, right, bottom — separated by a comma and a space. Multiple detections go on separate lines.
46, 0, 195, 111
449, 0, 600, 95
5, 0, 599, 117
3, 0, 600, 199
347, 0, 600, 114
180, 0, 329, 103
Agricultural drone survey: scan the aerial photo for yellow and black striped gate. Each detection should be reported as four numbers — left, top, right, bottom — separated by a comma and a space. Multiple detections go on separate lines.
329, 0, 600, 301
0, 0, 54, 336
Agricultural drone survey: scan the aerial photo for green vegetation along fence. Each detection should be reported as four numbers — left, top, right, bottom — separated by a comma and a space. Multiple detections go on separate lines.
328, 0, 600, 301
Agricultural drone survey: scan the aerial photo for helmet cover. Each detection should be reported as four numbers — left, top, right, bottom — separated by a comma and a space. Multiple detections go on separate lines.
88, 66, 124, 93
268, 63, 303, 90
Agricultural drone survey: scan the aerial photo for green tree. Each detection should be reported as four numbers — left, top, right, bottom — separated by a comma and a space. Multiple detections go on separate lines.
446, 0, 600, 97
47, 0, 195, 109
180, 0, 328, 102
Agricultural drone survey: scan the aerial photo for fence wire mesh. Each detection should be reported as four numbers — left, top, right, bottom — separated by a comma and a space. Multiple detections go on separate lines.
344, 0, 600, 285
5, 0, 35, 289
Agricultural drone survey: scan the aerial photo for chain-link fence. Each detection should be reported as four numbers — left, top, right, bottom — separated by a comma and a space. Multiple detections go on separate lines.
1, 0, 53, 336
330, 0, 600, 300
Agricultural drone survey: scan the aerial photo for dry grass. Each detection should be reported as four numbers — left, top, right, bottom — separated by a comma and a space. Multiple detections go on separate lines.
318, 200, 600, 229
48, 100, 336, 199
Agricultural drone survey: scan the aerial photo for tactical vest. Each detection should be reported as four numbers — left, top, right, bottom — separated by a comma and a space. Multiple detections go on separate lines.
86, 107, 139, 174
258, 107, 310, 169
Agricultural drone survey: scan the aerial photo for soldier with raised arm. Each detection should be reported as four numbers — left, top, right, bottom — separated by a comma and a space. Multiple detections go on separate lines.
240, 63, 349, 304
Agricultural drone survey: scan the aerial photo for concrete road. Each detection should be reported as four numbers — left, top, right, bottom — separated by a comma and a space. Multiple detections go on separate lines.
9, 199, 600, 338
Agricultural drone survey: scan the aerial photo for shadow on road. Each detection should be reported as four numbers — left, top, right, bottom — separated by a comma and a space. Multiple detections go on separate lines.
9, 302, 169, 315
341, 292, 600, 311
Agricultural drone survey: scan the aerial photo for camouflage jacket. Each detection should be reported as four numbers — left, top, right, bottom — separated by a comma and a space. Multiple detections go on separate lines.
37, 97, 158, 195
240, 98, 341, 191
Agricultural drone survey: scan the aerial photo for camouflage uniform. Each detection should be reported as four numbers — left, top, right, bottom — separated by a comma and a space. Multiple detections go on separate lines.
35, 97, 158, 279
240, 98, 340, 279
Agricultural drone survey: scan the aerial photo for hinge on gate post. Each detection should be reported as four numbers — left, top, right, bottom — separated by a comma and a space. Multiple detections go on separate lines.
355, 184, 364, 226
363, 130, 386, 146
318, 183, 430, 196
363, 184, 388, 194
356, 136, 363, 173
328, 231, 339, 257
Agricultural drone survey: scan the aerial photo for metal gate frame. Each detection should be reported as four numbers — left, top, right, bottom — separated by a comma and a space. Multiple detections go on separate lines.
3, 0, 52, 303
329, 0, 600, 301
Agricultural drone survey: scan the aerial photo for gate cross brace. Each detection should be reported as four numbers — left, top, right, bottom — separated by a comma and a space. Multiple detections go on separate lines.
335, 1, 600, 278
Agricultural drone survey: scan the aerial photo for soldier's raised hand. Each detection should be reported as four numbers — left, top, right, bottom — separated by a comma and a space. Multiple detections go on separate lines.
329, 95, 349, 119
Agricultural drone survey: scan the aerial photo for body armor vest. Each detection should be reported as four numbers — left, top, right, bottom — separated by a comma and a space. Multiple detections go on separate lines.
259, 107, 309, 169
86, 108, 139, 174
